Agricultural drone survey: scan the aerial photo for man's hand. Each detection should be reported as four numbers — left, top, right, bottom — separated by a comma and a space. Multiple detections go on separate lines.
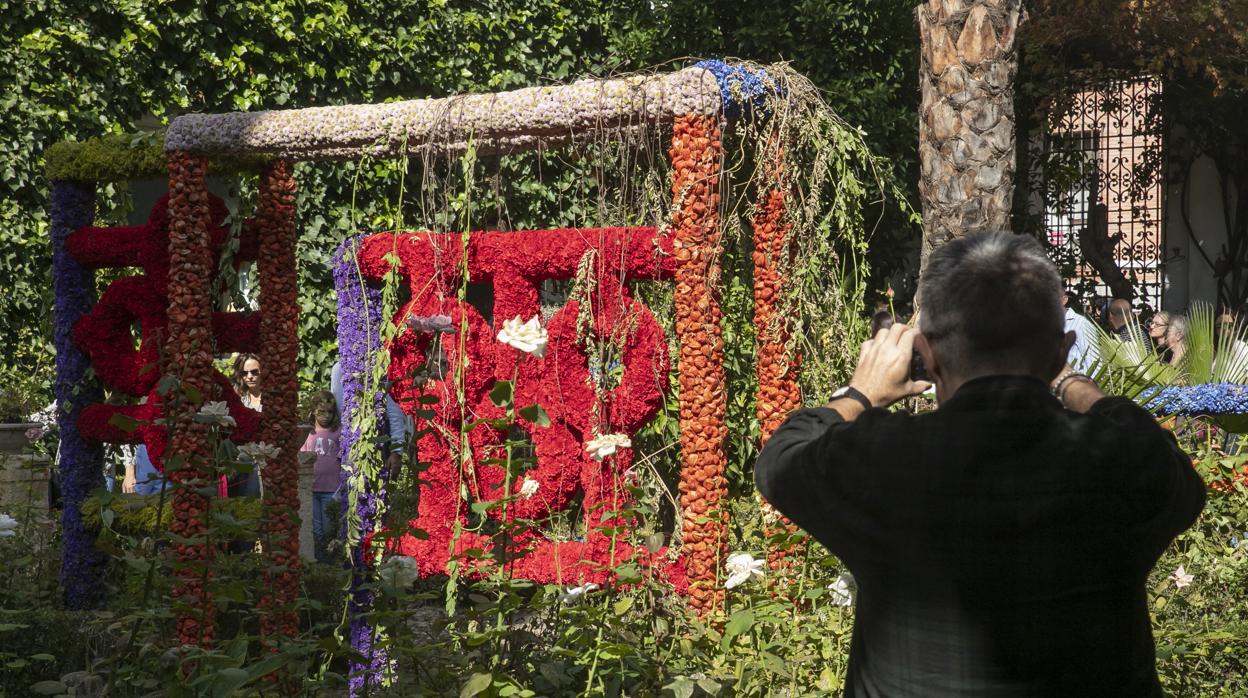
848, 323, 933, 408
386, 451, 403, 480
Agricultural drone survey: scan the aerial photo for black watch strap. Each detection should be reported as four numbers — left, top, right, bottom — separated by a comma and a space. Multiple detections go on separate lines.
833, 386, 874, 412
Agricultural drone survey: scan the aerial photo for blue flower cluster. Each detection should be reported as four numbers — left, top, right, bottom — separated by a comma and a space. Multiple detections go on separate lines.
50, 180, 110, 609
1141, 383, 1248, 416
694, 59, 778, 122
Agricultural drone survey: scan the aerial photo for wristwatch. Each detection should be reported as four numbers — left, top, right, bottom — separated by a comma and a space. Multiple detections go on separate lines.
830, 386, 873, 412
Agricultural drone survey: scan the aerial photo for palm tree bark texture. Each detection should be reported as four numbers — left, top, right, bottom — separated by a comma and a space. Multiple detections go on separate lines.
917, 0, 1026, 271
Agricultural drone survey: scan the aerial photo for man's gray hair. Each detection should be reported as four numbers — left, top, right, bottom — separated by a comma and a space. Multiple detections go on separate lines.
919, 232, 1064, 375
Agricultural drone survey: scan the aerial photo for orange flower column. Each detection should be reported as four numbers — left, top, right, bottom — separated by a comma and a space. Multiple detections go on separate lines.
750, 142, 805, 574
256, 160, 302, 647
670, 113, 728, 615
165, 151, 219, 646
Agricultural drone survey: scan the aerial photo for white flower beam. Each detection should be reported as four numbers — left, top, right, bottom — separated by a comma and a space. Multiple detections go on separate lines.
165, 69, 724, 160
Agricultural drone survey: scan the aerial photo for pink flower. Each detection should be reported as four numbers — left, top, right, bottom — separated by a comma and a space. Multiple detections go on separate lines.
1169, 565, 1193, 589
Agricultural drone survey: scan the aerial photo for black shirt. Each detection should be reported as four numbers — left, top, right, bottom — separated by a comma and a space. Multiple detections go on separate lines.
755, 375, 1205, 697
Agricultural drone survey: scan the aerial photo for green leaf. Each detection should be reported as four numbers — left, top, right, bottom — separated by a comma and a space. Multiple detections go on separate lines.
663, 677, 696, 698
108, 413, 140, 432
725, 609, 755, 638
613, 597, 633, 615
489, 380, 513, 407
460, 672, 493, 698
30, 681, 68, 695
518, 403, 549, 427
211, 668, 250, 698
696, 678, 723, 695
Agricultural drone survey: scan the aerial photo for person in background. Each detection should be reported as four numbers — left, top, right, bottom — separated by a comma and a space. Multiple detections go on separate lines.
1061, 291, 1100, 372
121, 443, 166, 496
301, 391, 341, 563
230, 353, 263, 497
1147, 311, 1171, 356
1166, 315, 1189, 368
1108, 299, 1135, 341
330, 360, 407, 478
234, 353, 263, 411
1218, 310, 1248, 367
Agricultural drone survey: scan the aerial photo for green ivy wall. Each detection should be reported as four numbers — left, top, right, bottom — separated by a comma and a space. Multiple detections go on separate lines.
0, 0, 918, 407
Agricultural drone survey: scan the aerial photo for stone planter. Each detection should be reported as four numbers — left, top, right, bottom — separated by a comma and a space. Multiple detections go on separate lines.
0, 423, 40, 455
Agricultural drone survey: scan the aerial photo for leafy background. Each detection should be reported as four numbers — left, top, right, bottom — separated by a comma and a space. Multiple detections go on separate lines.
0, 0, 921, 415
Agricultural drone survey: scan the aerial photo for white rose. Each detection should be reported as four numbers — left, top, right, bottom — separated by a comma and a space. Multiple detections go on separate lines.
585, 433, 631, 461
827, 572, 855, 607
519, 477, 539, 499
0, 513, 17, 537
497, 316, 548, 357
378, 555, 419, 590
558, 582, 600, 603
239, 441, 282, 465
196, 401, 237, 428
724, 552, 765, 589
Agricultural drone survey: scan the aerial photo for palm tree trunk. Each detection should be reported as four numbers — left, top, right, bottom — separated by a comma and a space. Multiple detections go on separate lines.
917, 0, 1026, 272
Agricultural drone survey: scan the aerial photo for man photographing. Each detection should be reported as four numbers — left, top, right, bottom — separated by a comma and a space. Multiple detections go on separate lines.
756, 232, 1204, 696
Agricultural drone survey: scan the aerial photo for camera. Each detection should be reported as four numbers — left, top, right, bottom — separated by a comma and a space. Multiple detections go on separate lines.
910, 350, 930, 383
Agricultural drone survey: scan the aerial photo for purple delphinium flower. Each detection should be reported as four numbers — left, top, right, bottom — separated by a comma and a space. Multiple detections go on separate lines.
693, 59, 778, 121
51, 180, 108, 609
333, 236, 389, 694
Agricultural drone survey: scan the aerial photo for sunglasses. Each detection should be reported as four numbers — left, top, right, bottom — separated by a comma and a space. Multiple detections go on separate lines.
243, 369, 261, 376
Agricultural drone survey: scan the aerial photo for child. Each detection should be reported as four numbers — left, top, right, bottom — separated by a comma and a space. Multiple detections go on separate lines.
301, 390, 341, 563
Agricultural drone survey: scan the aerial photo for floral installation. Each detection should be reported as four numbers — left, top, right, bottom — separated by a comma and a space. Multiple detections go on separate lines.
585, 433, 632, 461
332, 235, 391, 694
750, 139, 806, 579
342, 227, 684, 591
1169, 565, 1194, 589
558, 582, 600, 603
253, 160, 303, 652
0, 512, 18, 537
497, 315, 549, 357
164, 151, 221, 646
165, 69, 722, 159
724, 552, 765, 589
49, 180, 108, 609
66, 190, 263, 472
670, 112, 730, 614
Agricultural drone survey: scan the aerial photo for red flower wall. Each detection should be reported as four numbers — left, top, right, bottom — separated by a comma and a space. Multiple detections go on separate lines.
353, 227, 687, 589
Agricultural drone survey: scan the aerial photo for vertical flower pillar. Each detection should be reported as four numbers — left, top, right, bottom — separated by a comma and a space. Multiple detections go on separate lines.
332, 237, 389, 692
256, 160, 302, 647
165, 151, 219, 646
750, 141, 805, 574
670, 113, 729, 615
51, 180, 108, 609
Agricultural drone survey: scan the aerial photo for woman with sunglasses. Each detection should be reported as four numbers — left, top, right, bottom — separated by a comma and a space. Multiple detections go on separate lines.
233, 353, 263, 411
229, 353, 264, 499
